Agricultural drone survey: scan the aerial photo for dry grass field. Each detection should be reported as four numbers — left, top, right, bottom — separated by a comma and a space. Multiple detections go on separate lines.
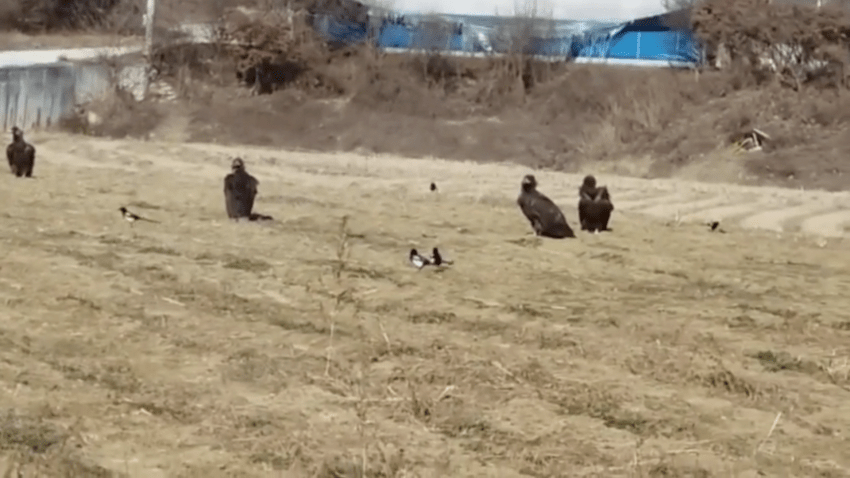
1, 133, 850, 477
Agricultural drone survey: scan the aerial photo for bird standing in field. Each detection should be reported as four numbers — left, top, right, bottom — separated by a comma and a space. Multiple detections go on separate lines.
224, 157, 260, 220
119, 207, 159, 227
577, 174, 614, 233
706, 221, 726, 233
409, 248, 432, 270
517, 174, 575, 239
430, 247, 454, 266
6, 126, 36, 178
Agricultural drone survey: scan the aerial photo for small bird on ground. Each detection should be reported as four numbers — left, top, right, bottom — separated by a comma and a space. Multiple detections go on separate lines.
706, 221, 726, 233
430, 247, 454, 266
409, 248, 431, 270
430, 182, 437, 192
119, 207, 159, 226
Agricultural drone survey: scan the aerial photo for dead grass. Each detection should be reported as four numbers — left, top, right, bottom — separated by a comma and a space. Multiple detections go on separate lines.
60, 86, 164, 139
0, 132, 849, 476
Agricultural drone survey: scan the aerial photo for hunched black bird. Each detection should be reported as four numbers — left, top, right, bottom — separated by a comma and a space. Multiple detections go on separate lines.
6, 126, 36, 178
224, 157, 260, 220
577, 174, 614, 233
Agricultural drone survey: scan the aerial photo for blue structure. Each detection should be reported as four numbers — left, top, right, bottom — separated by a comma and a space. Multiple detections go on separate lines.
309, 8, 702, 67
571, 10, 701, 66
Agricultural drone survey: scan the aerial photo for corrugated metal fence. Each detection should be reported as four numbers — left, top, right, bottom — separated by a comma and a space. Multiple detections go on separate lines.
0, 62, 111, 132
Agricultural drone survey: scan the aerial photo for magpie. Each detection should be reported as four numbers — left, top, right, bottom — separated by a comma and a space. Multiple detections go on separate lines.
706, 221, 726, 233
119, 207, 159, 226
409, 248, 431, 270
430, 247, 454, 266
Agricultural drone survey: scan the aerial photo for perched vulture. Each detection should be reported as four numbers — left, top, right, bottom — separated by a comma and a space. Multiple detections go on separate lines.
224, 157, 259, 220
6, 126, 36, 178
517, 174, 575, 239
578, 174, 614, 233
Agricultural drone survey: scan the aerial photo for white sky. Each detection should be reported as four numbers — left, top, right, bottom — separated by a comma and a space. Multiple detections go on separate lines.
391, 0, 667, 21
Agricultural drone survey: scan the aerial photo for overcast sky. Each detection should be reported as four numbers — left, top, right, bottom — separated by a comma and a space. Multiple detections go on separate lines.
391, 0, 667, 21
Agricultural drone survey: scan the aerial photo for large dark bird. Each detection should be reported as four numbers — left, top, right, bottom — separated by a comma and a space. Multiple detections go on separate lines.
224, 157, 259, 220
516, 174, 575, 239
578, 175, 599, 201
577, 175, 614, 233
6, 126, 35, 178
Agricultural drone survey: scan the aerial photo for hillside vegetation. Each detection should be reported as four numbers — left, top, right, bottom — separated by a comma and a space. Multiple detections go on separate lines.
3, 0, 850, 190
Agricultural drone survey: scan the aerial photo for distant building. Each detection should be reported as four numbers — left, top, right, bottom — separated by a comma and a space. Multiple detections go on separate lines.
311, 7, 702, 67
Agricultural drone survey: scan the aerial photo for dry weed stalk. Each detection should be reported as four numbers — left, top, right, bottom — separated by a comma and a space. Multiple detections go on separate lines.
312, 215, 353, 377
630, 437, 645, 477
754, 411, 782, 457
303, 214, 406, 473
333, 215, 351, 280
353, 364, 370, 477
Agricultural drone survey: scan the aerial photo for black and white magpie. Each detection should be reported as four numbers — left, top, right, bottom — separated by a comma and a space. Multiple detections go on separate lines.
430, 247, 454, 267
409, 248, 431, 270
119, 207, 159, 226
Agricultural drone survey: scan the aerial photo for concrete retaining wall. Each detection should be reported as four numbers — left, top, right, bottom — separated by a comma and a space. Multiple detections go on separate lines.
0, 62, 115, 132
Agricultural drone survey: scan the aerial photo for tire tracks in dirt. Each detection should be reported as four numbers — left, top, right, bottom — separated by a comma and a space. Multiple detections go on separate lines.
621, 186, 850, 237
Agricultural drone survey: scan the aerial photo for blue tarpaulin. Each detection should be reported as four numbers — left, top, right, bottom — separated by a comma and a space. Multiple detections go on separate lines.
310, 9, 701, 66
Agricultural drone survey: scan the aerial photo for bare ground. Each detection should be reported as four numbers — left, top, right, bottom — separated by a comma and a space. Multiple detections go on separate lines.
1, 132, 849, 476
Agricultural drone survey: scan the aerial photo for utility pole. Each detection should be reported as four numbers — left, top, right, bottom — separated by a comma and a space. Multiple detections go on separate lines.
142, 0, 157, 100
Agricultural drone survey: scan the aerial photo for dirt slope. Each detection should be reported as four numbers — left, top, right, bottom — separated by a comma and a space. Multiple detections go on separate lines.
0, 132, 849, 476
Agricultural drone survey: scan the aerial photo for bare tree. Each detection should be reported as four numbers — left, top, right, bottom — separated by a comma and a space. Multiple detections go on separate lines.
416, 11, 453, 51
492, 0, 556, 55
489, 0, 558, 96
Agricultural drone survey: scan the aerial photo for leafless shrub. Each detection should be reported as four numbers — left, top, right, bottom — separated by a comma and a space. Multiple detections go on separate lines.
488, 0, 560, 98
213, 4, 346, 94
693, 0, 850, 90
8, 0, 143, 33
60, 83, 163, 139
0, 0, 21, 30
